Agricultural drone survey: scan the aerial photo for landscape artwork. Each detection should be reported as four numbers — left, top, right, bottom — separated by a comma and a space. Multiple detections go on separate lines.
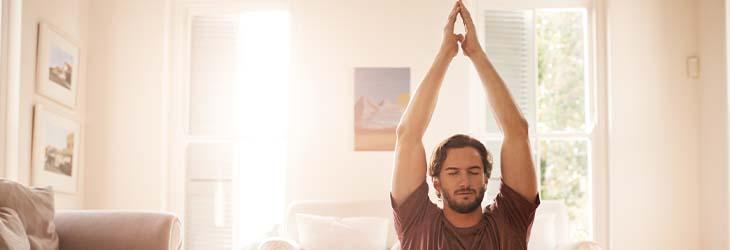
354, 67, 410, 151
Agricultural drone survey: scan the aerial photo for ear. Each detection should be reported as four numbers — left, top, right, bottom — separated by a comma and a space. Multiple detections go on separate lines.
433, 177, 441, 196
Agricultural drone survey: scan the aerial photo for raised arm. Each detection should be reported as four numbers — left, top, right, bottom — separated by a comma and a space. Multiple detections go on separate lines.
459, 1, 538, 200
390, 2, 463, 205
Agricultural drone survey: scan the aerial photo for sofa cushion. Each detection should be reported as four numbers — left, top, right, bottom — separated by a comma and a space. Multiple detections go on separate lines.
0, 179, 58, 250
295, 213, 388, 250
286, 200, 397, 248
0, 207, 30, 249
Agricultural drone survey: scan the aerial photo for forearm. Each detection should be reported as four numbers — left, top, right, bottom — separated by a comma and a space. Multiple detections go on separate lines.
472, 52, 538, 198
396, 52, 454, 141
456, 0, 537, 199
391, 52, 452, 204
470, 52, 529, 138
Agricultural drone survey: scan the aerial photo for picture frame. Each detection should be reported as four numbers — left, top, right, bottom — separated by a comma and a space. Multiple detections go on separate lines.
35, 22, 80, 108
353, 67, 410, 151
31, 105, 80, 194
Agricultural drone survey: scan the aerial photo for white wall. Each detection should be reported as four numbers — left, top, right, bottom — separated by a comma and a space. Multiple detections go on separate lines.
285, 0, 472, 204
82, 0, 725, 249
699, 0, 728, 249
5, 0, 90, 209
83, 0, 472, 210
608, 0, 701, 249
83, 0, 167, 210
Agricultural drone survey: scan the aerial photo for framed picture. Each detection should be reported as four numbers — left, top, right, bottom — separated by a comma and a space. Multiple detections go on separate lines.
31, 105, 80, 194
354, 67, 410, 151
35, 22, 80, 108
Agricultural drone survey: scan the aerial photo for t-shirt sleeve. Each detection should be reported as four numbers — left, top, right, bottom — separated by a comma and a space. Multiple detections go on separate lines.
389, 181, 439, 236
490, 182, 541, 236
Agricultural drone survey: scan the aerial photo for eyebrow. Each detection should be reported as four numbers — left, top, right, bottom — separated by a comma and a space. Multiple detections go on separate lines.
445, 166, 482, 171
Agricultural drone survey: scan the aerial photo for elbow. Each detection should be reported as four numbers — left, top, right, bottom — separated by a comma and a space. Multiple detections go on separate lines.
395, 125, 412, 142
395, 125, 420, 143
395, 124, 407, 138
506, 119, 530, 139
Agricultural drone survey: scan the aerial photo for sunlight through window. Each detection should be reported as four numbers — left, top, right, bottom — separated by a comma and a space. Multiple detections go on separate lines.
234, 10, 289, 248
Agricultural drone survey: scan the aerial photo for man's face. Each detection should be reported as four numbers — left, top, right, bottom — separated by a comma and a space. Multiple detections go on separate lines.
434, 147, 487, 214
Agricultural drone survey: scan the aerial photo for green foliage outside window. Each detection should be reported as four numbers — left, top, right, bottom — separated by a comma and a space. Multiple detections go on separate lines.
536, 10, 591, 241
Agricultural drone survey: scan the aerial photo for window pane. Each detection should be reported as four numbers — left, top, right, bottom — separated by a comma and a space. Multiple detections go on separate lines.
235, 11, 289, 249
539, 139, 590, 241
186, 181, 234, 250
483, 139, 538, 204
187, 142, 235, 180
185, 143, 236, 249
482, 10, 537, 135
188, 15, 239, 136
536, 10, 587, 132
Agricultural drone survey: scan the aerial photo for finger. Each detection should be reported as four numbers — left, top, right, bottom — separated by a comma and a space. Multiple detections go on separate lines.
458, 1, 476, 29
445, 2, 460, 32
458, 0, 470, 17
448, 1, 460, 22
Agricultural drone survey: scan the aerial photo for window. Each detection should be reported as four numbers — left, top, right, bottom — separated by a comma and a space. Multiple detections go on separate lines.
535, 10, 592, 240
178, 10, 290, 250
472, 0, 604, 243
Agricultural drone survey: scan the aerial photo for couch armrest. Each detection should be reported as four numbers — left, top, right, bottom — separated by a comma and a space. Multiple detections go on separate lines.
54, 210, 182, 250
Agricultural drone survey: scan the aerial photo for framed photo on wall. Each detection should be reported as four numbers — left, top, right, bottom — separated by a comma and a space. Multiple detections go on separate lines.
31, 105, 80, 194
35, 22, 80, 108
354, 67, 410, 151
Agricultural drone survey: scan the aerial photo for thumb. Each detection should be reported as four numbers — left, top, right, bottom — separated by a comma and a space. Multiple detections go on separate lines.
456, 34, 464, 43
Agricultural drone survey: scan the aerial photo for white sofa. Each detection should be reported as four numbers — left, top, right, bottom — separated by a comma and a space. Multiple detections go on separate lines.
258, 199, 601, 250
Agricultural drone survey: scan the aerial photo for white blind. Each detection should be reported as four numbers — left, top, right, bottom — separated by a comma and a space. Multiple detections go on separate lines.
185, 142, 236, 250
188, 15, 238, 136
481, 10, 536, 135
185, 15, 238, 250
184, 11, 289, 249
480, 10, 536, 204
186, 181, 234, 249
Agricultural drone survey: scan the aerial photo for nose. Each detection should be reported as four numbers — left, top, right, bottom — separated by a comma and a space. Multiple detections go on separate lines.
457, 173, 469, 188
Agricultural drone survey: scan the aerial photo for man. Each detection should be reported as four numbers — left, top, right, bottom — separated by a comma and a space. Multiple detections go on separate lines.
390, 1, 540, 249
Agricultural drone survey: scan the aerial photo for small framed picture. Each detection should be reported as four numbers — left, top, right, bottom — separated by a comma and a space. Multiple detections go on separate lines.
354, 67, 410, 151
35, 22, 80, 108
31, 105, 80, 194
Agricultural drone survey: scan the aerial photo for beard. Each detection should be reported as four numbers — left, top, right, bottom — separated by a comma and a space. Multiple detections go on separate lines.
441, 185, 486, 214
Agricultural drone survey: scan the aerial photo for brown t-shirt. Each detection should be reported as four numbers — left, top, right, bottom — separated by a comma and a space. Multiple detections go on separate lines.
390, 181, 540, 250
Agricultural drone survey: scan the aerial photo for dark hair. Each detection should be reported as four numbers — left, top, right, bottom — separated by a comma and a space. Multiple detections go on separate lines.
429, 134, 493, 179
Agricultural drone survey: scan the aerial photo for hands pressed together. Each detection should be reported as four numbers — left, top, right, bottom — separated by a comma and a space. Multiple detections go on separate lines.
440, 0, 484, 59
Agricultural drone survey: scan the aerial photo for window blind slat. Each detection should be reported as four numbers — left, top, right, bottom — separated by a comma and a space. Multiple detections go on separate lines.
482, 10, 537, 135
188, 15, 239, 136
185, 181, 234, 250
185, 15, 239, 250
186, 142, 235, 180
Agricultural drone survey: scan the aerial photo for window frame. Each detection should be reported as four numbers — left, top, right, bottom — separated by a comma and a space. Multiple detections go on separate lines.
0, 0, 17, 179
727, 3, 730, 245
0, 0, 7, 178
469, 0, 608, 246
166, 1, 291, 249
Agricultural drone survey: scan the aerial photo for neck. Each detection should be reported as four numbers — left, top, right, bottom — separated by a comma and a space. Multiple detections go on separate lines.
442, 205, 483, 228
